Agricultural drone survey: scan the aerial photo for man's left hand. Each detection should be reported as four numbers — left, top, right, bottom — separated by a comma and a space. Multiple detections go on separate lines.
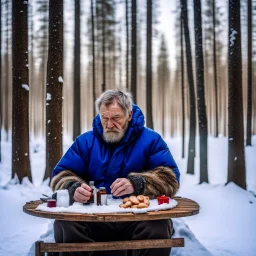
110, 178, 134, 197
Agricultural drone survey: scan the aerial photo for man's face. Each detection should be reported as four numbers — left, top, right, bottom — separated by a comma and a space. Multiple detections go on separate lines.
99, 100, 132, 143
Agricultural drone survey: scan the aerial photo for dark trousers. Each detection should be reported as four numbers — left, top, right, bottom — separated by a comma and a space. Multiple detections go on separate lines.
54, 219, 173, 256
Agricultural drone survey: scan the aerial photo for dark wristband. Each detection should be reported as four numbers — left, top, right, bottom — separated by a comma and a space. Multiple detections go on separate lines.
128, 176, 146, 195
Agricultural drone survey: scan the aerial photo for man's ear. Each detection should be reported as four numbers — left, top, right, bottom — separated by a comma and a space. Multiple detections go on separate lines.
128, 110, 132, 121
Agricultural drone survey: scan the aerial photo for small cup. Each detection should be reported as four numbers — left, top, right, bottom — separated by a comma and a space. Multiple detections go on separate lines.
47, 199, 57, 208
157, 195, 170, 205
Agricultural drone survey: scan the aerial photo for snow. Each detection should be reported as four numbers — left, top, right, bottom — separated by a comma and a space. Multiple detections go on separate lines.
0, 136, 256, 256
58, 76, 64, 83
229, 29, 238, 47
22, 84, 29, 91
46, 93, 52, 101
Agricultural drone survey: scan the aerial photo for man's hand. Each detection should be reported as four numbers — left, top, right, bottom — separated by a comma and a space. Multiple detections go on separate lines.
73, 183, 92, 203
110, 178, 134, 197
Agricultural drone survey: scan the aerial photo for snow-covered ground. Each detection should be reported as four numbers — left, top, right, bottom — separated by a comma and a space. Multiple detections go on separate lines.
0, 135, 255, 256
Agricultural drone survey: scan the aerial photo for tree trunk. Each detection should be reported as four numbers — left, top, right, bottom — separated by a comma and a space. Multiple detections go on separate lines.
181, 0, 196, 174
101, 0, 106, 92
45, 0, 63, 181
73, 0, 81, 141
4, 0, 10, 141
146, 0, 153, 129
212, 0, 218, 137
227, 0, 246, 189
91, 0, 96, 117
131, 0, 137, 103
194, 0, 208, 183
246, 0, 252, 146
0, 1, 2, 162
125, 0, 129, 90
12, 0, 32, 183
180, 13, 185, 159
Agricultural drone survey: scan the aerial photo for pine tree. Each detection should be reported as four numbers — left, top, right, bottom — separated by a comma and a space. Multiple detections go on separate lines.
45, 0, 63, 181
91, 0, 96, 117
181, 0, 196, 174
246, 0, 252, 146
73, 0, 81, 140
0, 1, 2, 162
157, 34, 170, 137
12, 0, 32, 183
194, 0, 208, 183
146, 0, 153, 129
227, 0, 246, 189
131, 0, 137, 103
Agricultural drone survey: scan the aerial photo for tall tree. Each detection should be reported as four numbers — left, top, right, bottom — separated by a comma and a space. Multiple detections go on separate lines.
4, 0, 11, 141
194, 0, 208, 183
0, 0, 2, 162
180, 11, 185, 159
212, 0, 218, 137
36, 0, 49, 138
246, 0, 252, 146
45, 0, 63, 180
125, 0, 129, 90
227, 0, 246, 189
12, 0, 32, 182
131, 0, 137, 103
146, 0, 153, 129
91, 0, 96, 117
157, 34, 170, 137
181, 0, 196, 174
73, 0, 81, 140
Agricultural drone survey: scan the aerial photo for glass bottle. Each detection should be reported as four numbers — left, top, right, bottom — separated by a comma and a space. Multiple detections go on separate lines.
97, 187, 107, 206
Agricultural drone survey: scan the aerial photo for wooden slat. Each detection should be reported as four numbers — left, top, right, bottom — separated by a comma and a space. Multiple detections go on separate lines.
23, 197, 200, 222
39, 238, 184, 252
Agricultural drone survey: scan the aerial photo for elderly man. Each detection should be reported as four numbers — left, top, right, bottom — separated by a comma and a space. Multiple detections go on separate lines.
51, 89, 180, 256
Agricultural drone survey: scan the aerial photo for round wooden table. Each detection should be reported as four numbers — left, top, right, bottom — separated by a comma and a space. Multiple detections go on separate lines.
23, 197, 200, 222
23, 197, 200, 254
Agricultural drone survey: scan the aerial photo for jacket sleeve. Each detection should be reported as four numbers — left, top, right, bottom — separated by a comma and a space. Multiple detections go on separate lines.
128, 134, 180, 199
51, 136, 89, 191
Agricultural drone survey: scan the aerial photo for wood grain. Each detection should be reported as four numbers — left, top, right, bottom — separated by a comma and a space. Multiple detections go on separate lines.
36, 238, 184, 252
23, 197, 200, 222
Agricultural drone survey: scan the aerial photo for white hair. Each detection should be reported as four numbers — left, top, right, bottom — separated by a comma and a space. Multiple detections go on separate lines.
95, 89, 133, 117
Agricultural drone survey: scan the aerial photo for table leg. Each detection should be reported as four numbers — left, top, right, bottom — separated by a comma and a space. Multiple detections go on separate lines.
35, 241, 44, 256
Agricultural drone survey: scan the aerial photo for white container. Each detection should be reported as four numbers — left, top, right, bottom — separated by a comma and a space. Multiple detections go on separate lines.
56, 189, 70, 208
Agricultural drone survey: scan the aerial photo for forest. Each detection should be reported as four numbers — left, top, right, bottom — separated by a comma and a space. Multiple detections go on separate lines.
0, 0, 255, 191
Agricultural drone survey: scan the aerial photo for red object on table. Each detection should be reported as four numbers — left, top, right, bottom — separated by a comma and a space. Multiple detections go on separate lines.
47, 199, 57, 208
157, 195, 170, 205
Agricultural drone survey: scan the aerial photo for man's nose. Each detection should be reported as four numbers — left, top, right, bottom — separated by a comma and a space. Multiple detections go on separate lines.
106, 120, 114, 128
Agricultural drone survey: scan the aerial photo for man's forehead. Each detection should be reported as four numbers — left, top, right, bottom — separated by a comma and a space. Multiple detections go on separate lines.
100, 103, 125, 116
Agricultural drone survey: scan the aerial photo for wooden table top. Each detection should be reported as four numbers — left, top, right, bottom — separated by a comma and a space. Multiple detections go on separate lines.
23, 197, 200, 222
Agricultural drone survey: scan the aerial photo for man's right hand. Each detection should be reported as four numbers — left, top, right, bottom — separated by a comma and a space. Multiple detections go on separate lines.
73, 183, 92, 203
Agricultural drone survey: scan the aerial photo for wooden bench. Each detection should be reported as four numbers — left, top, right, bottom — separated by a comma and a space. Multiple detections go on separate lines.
23, 197, 199, 255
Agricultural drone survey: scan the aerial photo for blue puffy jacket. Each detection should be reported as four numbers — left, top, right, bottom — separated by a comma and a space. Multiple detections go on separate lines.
53, 105, 180, 193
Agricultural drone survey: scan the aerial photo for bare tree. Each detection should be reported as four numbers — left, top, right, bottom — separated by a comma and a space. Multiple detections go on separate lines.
131, 0, 137, 103
246, 0, 252, 146
180, 11, 185, 159
157, 34, 170, 137
73, 0, 81, 140
181, 0, 196, 174
194, 0, 208, 183
12, 0, 32, 182
91, 0, 96, 117
125, 0, 129, 90
146, 0, 153, 129
0, 0, 2, 162
212, 0, 219, 137
227, 0, 246, 189
45, 0, 63, 180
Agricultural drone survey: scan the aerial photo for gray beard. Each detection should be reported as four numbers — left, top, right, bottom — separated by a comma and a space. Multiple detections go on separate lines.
103, 130, 125, 143
103, 121, 129, 143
